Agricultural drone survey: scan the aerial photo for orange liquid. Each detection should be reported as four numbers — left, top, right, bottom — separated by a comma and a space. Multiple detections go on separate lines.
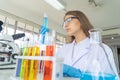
28, 47, 37, 80
44, 45, 54, 80
33, 47, 40, 80
28, 47, 40, 80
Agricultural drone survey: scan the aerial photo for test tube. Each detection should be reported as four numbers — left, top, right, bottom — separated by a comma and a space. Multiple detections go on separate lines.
43, 30, 56, 80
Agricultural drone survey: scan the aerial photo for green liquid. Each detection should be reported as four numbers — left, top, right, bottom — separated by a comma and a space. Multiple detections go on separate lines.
81, 72, 118, 80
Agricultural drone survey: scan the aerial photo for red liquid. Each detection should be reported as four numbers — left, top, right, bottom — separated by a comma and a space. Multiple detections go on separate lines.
44, 45, 54, 80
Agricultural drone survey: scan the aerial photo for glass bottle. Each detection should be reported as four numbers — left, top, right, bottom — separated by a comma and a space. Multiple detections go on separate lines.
81, 28, 119, 80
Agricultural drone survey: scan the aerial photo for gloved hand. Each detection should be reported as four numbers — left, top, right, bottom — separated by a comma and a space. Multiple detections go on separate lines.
40, 26, 49, 35
63, 64, 82, 78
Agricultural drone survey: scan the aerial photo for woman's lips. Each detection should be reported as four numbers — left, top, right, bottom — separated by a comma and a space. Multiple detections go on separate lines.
66, 28, 70, 32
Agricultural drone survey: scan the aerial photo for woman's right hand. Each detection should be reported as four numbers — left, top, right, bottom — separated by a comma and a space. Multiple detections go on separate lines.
63, 64, 82, 78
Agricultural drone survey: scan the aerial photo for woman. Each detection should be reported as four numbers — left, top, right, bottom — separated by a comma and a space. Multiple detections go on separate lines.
56, 10, 119, 79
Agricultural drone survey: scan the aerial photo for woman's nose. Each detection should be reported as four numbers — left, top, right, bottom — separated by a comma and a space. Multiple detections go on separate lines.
64, 22, 69, 28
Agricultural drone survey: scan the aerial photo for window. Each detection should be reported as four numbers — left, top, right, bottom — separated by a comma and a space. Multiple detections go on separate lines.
7, 27, 14, 35
55, 32, 66, 52
0, 14, 5, 22
15, 28, 25, 48
17, 21, 25, 29
6, 17, 15, 25
1, 18, 15, 35
34, 26, 39, 34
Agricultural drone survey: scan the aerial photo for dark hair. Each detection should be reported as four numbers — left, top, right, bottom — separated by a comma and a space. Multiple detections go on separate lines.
64, 10, 94, 43
0, 20, 3, 25
0, 20, 3, 32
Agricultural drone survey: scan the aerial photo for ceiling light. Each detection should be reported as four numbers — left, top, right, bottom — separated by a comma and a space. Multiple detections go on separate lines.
111, 37, 114, 39
44, 0, 65, 10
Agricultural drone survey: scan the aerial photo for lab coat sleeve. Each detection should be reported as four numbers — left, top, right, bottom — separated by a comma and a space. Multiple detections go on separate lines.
103, 44, 119, 78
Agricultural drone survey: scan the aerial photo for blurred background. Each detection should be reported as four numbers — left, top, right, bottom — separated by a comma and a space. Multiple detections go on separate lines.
0, 0, 120, 80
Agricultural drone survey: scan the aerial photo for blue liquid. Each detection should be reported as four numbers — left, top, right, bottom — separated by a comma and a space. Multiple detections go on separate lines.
15, 59, 22, 77
43, 17, 48, 28
81, 72, 118, 80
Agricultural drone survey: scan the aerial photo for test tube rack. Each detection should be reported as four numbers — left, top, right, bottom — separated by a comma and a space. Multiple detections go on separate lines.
13, 56, 63, 80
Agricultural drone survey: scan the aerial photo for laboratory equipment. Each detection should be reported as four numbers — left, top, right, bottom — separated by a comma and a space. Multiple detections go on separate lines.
12, 14, 63, 80
39, 13, 49, 44
13, 53, 63, 80
81, 28, 119, 80
0, 20, 3, 32
0, 33, 25, 66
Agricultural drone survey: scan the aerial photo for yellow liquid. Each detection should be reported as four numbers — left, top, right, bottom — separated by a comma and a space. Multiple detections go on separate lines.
20, 47, 28, 79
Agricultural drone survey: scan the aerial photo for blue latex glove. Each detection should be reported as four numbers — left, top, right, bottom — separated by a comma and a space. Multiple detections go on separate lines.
63, 64, 82, 78
39, 26, 49, 44
40, 26, 49, 35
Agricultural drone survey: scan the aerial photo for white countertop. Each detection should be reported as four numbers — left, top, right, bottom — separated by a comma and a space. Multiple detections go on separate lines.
64, 77, 79, 80
0, 69, 80, 80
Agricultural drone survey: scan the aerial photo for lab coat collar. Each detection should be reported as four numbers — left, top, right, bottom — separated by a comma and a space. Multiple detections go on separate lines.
71, 37, 90, 66
72, 37, 90, 49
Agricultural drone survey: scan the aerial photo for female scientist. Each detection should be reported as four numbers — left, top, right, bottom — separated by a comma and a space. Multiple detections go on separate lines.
56, 10, 119, 79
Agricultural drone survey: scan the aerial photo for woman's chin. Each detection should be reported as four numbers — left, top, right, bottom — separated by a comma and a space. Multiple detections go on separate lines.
67, 33, 73, 36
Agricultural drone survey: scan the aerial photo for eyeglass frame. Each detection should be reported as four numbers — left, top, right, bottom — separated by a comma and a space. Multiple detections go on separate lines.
62, 16, 80, 29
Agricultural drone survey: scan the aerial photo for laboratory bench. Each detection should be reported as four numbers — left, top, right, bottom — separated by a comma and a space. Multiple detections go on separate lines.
0, 56, 80, 80
0, 70, 79, 80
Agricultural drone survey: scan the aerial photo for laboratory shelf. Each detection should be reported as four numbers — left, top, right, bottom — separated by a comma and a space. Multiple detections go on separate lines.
15, 56, 57, 61
13, 56, 79, 80
14, 56, 63, 80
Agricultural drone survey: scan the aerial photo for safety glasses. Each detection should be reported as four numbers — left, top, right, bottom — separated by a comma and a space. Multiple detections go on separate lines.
62, 16, 80, 29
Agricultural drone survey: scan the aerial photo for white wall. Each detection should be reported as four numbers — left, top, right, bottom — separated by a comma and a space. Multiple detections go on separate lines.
0, 0, 66, 35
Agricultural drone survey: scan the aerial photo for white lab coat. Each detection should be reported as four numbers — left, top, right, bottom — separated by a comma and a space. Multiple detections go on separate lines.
56, 37, 119, 78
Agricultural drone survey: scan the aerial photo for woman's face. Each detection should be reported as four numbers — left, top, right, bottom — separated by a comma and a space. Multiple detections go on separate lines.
63, 15, 82, 36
